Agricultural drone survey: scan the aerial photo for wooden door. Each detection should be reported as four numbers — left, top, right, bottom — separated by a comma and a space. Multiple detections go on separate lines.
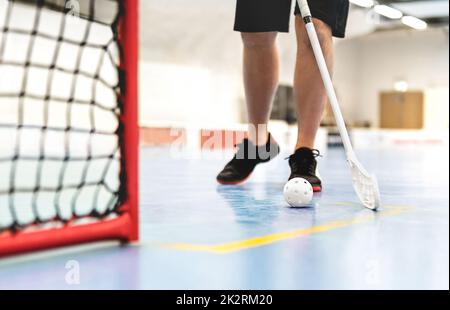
380, 91, 424, 129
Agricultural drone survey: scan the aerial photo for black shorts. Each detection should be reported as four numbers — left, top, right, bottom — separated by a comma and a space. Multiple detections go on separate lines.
234, 0, 349, 38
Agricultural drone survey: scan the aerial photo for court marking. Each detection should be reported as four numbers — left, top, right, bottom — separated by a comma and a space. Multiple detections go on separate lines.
163, 205, 414, 254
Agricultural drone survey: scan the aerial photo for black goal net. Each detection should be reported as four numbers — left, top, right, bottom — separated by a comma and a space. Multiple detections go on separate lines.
0, 0, 126, 233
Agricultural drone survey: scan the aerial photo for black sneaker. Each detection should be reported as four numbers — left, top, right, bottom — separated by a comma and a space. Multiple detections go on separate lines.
217, 134, 280, 185
288, 147, 322, 192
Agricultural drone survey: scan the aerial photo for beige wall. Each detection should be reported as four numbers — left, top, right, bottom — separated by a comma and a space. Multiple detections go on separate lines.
139, 1, 449, 129
335, 28, 449, 128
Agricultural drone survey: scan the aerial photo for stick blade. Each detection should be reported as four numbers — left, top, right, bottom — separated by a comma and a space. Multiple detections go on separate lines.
349, 158, 381, 210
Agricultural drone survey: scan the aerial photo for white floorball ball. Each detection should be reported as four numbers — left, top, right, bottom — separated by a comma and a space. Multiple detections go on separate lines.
283, 178, 314, 207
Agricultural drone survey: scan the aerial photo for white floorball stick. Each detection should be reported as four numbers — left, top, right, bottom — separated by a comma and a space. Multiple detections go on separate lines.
297, 0, 381, 210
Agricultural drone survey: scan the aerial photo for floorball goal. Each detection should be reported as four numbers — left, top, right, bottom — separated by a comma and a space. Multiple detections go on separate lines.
0, 0, 139, 257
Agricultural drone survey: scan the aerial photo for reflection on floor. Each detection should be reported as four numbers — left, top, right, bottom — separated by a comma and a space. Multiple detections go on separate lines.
0, 145, 448, 289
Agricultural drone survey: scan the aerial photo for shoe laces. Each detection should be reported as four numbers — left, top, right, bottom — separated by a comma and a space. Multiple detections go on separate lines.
288, 149, 321, 175
230, 139, 256, 167
232, 136, 279, 164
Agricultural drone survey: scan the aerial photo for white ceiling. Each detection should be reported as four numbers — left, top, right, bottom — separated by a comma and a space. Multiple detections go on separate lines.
139, 0, 449, 65
391, 0, 449, 19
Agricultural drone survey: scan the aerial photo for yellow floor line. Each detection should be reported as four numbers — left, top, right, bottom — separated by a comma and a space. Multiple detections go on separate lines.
164, 206, 414, 254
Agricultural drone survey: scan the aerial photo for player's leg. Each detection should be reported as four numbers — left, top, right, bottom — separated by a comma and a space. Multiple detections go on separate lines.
288, 0, 350, 192
217, 0, 292, 185
217, 32, 281, 185
294, 18, 333, 150
242, 32, 279, 146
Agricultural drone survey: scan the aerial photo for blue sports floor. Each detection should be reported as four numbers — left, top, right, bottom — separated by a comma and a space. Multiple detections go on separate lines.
0, 145, 448, 290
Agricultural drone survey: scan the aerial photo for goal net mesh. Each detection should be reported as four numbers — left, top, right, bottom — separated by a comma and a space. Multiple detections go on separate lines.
0, 0, 127, 234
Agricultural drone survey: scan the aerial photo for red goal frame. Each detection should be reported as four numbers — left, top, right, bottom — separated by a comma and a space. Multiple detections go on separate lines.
0, 0, 139, 257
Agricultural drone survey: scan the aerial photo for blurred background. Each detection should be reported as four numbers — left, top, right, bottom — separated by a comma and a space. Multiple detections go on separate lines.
139, 0, 449, 152
0, 0, 448, 290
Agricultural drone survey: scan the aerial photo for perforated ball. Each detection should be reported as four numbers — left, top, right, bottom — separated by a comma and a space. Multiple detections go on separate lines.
283, 178, 314, 207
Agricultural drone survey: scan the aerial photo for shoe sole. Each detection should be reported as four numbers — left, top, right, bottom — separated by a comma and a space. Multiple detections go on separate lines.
217, 173, 252, 186
218, 176, 322, 193
216, 146, 280, 186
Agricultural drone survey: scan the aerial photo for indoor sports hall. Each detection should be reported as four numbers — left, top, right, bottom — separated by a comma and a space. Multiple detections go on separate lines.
0, 0, 448, 290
